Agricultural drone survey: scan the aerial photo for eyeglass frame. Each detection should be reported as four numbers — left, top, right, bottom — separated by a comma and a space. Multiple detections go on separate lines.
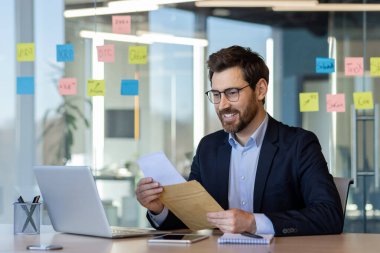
205, 84, 251, 104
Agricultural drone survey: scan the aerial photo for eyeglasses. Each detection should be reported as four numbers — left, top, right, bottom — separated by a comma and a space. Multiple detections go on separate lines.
205, 85, 250, 104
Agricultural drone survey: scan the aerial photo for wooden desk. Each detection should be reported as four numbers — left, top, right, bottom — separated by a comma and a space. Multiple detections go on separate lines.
1, 225, 378, 253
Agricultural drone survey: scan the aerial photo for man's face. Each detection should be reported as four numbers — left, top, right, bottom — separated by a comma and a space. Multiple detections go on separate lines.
211, 66, 260, 134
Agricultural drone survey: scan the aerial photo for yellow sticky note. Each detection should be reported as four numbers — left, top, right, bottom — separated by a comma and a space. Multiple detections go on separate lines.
353, 92, 374, 110
370, 57, 380, 77
17, 43, 35, 62
299, 92, 319, 112
87, 80, 105, 96
129, 46, 147, 64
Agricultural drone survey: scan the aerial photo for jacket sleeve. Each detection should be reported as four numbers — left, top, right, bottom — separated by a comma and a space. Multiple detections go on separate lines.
264, 131, 344, 236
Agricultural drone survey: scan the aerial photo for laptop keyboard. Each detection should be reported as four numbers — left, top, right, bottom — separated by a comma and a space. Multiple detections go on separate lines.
111, 227, 153, 235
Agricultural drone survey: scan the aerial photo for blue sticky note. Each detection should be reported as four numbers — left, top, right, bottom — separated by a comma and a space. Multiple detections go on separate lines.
316, 57, 335, 73
17, 77, 34, 95
56, 44, 74, 62
121, 79, 139, 96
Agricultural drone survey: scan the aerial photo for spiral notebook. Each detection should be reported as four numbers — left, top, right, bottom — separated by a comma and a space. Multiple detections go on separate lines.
218, 233, 274, 244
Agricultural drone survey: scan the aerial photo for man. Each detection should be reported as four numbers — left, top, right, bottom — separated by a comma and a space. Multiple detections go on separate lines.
136, 45, 343, 236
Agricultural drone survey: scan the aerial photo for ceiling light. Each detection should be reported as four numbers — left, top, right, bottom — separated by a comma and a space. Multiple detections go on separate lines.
79, 30, 208, 47
273, 3, 380, 11
64, 1, 159, 18
195, 0, 317, 8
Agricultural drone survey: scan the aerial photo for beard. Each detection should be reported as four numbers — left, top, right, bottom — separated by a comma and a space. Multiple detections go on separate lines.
217, 98, 258, 134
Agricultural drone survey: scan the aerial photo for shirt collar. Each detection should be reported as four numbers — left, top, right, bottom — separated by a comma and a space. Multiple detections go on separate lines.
228, 114, 269, 148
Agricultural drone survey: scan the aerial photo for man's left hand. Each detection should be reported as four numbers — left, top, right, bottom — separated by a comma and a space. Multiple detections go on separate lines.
207, 208, 256, 234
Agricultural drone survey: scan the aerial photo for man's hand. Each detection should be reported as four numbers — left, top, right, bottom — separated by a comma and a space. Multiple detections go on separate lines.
135, 177, 164, 214
207, 208, 256, 234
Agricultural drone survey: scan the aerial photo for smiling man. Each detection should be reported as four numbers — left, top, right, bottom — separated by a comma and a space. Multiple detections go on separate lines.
136, 45, 343, 236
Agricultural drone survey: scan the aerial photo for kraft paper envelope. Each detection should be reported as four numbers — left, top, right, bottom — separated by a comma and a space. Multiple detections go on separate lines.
160, 180, 224, 231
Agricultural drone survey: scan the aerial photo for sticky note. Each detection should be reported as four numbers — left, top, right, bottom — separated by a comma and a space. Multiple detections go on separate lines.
112, 15, 131, 34
129, 46, 147, 64
299, 92, 319, 112
87, 80, 105, 96
370, 57, 380, 77
59, 78, 77, 95
345, 57, 363, 76
121, 80, 139, 95
97, 44, 115, 62
353, 92, 374, 110
316, 57, 335, 73
17, 43, 35, 62
326, 94, 345, 112
17, 77, 34, 95
57, 44, 74, 62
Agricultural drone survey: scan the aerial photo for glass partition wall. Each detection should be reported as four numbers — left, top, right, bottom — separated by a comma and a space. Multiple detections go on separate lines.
1, 0, 379, 232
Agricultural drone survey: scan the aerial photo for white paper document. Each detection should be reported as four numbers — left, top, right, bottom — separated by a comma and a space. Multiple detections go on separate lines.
137, 151, 186, 186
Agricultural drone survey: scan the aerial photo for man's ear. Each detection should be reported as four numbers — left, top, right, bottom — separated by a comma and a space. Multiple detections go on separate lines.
256, 78, 268, 101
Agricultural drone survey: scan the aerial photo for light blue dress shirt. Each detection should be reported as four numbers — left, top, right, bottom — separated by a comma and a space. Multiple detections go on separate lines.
227, 114, 274, 234
150, 114, 274, 234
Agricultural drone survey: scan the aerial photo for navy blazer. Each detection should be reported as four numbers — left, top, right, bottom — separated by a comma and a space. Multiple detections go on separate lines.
148, 116, 344, 236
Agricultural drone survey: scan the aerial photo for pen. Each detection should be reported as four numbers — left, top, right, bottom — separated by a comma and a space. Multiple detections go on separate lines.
241, 232, 264, 239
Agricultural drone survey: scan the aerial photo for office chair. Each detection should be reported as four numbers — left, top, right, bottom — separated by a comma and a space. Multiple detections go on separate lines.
333, 177, 354, 218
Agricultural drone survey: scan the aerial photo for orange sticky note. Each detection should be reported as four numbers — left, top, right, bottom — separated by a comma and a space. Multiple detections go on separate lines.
370, 57, 380, 77
87, 80, 105, 96
326, 94, 345, 112
353, 92, 374, 110
299, 92, 319, 112
112, 16, 131, 34
345, 57, 363, 76
97, 44, 115, 62
17, 43, 35, 62
129, 46, 147, 64
59, 78, 77, 96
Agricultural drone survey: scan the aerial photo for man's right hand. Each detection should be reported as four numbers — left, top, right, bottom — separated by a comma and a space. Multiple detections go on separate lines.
135, 177, 164, 214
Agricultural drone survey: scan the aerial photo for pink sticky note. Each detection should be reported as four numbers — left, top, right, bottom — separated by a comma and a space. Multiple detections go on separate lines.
97, 44, 115, 62
326, 93, 345, 112
59, 78, 77, 96
345, 57, 363, 76
112, 16, 131, 34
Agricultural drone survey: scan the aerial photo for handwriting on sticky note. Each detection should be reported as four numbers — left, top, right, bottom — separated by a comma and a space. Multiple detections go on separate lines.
112, 15, 131, 34
353, 92, 374, 110
17, 77, 34, 95
316, 57, 335, 73
345, 57, 363, 76
121, 79, 139, 96
87, 80, 105, 96
299, 92, 319, 112
370, 57, 380, 77
17, 43, 35, 62
326, 94, 345, 112
129, 46, 147, 64
96, 44, 115, 62
59, 78, 77, 96
57, 44, 74, 62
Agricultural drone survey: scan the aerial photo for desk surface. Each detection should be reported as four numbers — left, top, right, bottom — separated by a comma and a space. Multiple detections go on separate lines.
1, 225, 378, 253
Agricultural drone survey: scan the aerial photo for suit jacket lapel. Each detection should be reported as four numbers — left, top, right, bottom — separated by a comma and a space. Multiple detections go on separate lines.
254, 116, 279, 212
216, 138, 231, 210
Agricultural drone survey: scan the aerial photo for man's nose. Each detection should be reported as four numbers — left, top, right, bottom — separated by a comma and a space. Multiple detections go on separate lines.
218, 93, 230, 110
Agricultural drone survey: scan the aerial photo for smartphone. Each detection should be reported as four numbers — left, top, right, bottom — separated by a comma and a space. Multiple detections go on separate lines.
148, 234, 209, 244
26, 244, 63, 251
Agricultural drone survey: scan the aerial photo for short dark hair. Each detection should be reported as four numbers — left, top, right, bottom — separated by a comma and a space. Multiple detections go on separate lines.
207, 45, 269, 90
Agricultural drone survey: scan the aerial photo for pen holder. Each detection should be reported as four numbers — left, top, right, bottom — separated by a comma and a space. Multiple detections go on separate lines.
13, 202, 41, 235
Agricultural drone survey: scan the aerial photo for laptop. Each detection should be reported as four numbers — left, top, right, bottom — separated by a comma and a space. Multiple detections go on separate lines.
34, 165, 166, 238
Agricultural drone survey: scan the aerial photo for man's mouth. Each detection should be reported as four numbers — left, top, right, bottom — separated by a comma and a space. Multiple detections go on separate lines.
222, 112, 238, 123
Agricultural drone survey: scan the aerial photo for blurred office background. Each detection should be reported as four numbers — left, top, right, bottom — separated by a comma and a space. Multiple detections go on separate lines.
0, 0, 379, 232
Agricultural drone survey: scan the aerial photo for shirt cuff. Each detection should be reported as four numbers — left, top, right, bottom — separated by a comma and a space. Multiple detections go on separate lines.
255, 213, 275, 234
148, 207, 169, 227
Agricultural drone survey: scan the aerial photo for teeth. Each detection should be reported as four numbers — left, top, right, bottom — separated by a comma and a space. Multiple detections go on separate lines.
224, 113, 235, 118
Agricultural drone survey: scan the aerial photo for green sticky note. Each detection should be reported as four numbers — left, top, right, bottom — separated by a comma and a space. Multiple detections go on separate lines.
87, 80, 105, 96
